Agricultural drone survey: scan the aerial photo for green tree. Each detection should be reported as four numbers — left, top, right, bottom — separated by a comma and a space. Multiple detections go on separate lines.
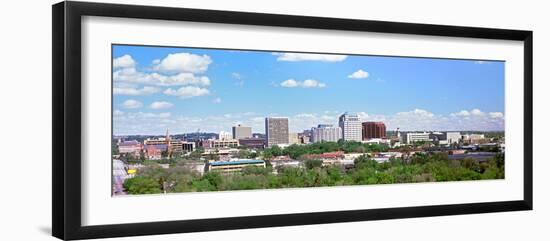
191, 179, 216, 191
123, 176, 162, 194
111, 140, 119, 156
202, 172, 223, 189
237, 149, 252, 159
304, 159, 323, 169
354, 155, 377, 169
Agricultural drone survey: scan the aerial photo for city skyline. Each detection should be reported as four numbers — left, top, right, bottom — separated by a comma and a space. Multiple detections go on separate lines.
113, 45, 505, 135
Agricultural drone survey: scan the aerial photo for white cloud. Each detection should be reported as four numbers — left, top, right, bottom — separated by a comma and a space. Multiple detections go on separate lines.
357, 111, 370, 120
113, 109, 124, 116
348, 69, 370, 79
273, 53, 347, 62
121, 99, 143, 109
150, 101, 174, 109
280, 79, 326, 88
113, 67, 140, 82
452, 110, 471, 117
113, 55, 136, 69
401, 108, 435, 118
280, 79, 299, 88
164, 86, 210, 99
451, 109, 484, 117
113, 69, 210, 87
158, 112, 171, 118
489, 112, 504, 119
470, 108, 484, 116
113, 86, 160, 96
232, 72, 242, 79
212, 97, 222, 103
388, 109, 443, 131
232, 72, 244, 86
153, 52, 212, 74
151, 73, 211, 86
302, 79, 324, 88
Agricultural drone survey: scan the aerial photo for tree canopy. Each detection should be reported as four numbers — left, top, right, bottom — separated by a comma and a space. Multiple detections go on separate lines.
121, 151, 504, 194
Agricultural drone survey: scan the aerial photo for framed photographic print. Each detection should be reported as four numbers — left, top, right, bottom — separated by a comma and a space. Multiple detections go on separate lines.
52, 1, 533, 240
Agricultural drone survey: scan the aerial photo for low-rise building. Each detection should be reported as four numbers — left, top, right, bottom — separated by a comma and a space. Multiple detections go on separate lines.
289, 132, 301, 145
170, 140, 195, 153
238, 137, 266, 149
462, 134, 487, 144
446, 132, 462, 144
145, 145, 162, 160
200, 139, 239, 148
117, 140, 142, 157
144, 137, 169, 151
361, 138, 391, 145
299, 135, 310, 144
302, 151, 345, 160
270, 160, 302, 171
202, 148, 240, 161
430, 132, 461, 145
271, 155, 293, 162
344, 153, 366, 160
448, 149, 467, 155
401, 132, 431, 144
208, 159, 266, 173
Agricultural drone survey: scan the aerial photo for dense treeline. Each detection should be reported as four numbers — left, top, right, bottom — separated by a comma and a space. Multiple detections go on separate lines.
122, 152, 504, 195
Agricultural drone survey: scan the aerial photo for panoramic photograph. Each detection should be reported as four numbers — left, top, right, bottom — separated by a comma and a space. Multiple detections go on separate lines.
111, 44, 505, 196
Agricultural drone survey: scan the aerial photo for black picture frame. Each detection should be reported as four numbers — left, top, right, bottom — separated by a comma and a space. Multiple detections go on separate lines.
52, 1, 533, 240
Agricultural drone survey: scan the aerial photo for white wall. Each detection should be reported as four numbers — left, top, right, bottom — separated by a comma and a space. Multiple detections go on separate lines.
0, 0, 548, 240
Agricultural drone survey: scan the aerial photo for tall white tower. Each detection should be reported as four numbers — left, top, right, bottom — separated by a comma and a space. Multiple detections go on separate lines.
338, 112, 362, 142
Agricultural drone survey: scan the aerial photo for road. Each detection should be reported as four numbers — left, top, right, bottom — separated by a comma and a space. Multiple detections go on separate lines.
112, 159, 129, 195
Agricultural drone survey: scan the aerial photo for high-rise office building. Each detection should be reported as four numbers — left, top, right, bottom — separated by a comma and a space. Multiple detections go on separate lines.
232, 124, 252, 140
338, 113, 362, 142
362, 122, 387, 140
265, 117, 289, 147
311, 124, 342, 143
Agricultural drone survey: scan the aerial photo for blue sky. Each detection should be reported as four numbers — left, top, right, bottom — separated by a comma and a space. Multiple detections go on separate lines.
112, 45, 505, 135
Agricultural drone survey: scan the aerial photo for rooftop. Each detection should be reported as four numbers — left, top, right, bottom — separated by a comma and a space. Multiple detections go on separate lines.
119, 140, 140, 146
209, 159, 265, 166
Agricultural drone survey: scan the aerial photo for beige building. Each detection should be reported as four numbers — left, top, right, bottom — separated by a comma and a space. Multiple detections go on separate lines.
289, 132, 300, 145
169, 140, 195, 153
265, 117, 289, 147
202, 139, 239, 148
232, 124, 252, 139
